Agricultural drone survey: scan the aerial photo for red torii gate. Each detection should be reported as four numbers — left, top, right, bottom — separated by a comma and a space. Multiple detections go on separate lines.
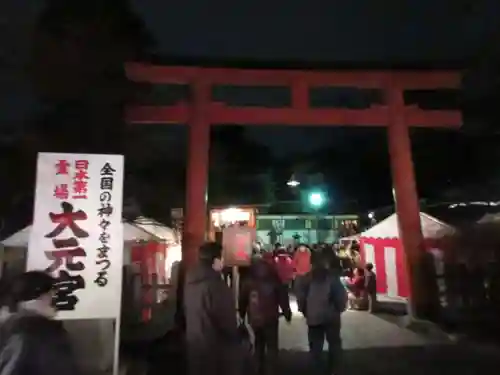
125, 63, 461, 317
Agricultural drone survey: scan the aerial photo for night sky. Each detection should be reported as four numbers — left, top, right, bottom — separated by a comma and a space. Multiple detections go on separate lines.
1, 0, 500, 225
2, 0, 500, 134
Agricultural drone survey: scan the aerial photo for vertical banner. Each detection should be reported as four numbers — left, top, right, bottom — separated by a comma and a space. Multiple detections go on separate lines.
130, 241, 168, 322
222, 226, 256, 267
28, 153, 124, 320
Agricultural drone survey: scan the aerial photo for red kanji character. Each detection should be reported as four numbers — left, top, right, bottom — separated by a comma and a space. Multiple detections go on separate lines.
235, 249, 249, 261
45, 202, 89, 238
73, 180, 88, 195
73, 180, 88, 199
45, 247, 87, 272
55, 160, 70, 175
54, 184, 69, 200
75, 160, 89, 170
52, 237, 78, 249
74, 169, 89, 181
235, 234, 250, 261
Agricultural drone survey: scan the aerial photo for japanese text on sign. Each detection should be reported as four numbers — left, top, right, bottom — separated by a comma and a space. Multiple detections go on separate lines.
48, 158, 91, 311
95, 162, 117, 287
29, 153, 124, 320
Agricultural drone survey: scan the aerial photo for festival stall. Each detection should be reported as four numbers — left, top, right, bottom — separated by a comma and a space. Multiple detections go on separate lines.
359, 212, 455, 299
1, 218, 180, 278
1, 216, 181, 373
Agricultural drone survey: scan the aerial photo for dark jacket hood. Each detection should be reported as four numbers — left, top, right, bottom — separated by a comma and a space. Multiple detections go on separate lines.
186, 263, 221, 285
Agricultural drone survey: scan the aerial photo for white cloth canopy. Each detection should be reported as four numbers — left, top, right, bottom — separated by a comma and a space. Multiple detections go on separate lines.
132, 216, 178, 244
1, 217, 178, 247
477, 213, 500, 224
361, 212, 455, 239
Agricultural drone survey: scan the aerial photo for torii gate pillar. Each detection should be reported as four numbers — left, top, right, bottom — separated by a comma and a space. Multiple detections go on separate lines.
183, 79, 210, 267
387, 87, 426, 318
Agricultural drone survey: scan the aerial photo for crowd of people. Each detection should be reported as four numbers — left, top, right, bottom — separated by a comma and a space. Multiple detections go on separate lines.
248, 242, 377, 314
0, 241, 377, 375
186, 241, 378, 375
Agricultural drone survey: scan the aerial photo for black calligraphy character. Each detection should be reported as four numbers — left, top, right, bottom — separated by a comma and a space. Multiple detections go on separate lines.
94, 271, 108, 287
96, 259, 111, 271
53, 270, 85, 311
98, 203, 113, 217
100, 163, 116, 176
45, 245, 87, 272
97, 245, 110, 258
100, 177, 114, 190
45, 202, 89, 238
100, 192, 111, 202
99, 219, 111, 231
99, 232, 110, 243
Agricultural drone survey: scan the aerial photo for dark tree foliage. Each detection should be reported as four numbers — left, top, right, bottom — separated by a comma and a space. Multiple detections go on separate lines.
29, 0, 152, 153
442, 27, 500, 201
1, 0, 153, 233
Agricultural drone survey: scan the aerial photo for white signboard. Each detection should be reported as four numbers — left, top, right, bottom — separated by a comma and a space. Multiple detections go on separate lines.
28, 153, 124, 320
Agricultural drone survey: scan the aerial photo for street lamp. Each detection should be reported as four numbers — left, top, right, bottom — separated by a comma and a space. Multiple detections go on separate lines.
308, 192, 325, 208
307, 191, 326, 244
287, 174, 300, 187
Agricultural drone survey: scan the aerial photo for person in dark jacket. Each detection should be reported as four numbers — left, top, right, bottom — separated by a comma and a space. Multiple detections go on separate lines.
364, 263, 377, 313
296, 250, 347, 375
184, 242, 240, 375
0, 271, 80, 375
239, 259, 291, 375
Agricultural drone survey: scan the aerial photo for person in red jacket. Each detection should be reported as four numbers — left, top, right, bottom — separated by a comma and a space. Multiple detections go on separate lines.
274, 248, 294, 285
292, 245, 312, 292
346, 267, 367, 310
292, 245, 312, 277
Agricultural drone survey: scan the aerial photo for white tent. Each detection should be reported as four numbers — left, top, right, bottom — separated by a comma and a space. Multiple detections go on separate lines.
1, 218, 178, 248
0, 216, 181, 278
477, 212, 500, 224
360, 212, 455, 299
130, 216, 178, 244
362, 212, 455, 239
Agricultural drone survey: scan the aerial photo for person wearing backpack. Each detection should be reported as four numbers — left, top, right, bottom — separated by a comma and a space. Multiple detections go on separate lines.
296, 250, 347, 375
184, 242, 239, 375
239, 258, 292, 375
